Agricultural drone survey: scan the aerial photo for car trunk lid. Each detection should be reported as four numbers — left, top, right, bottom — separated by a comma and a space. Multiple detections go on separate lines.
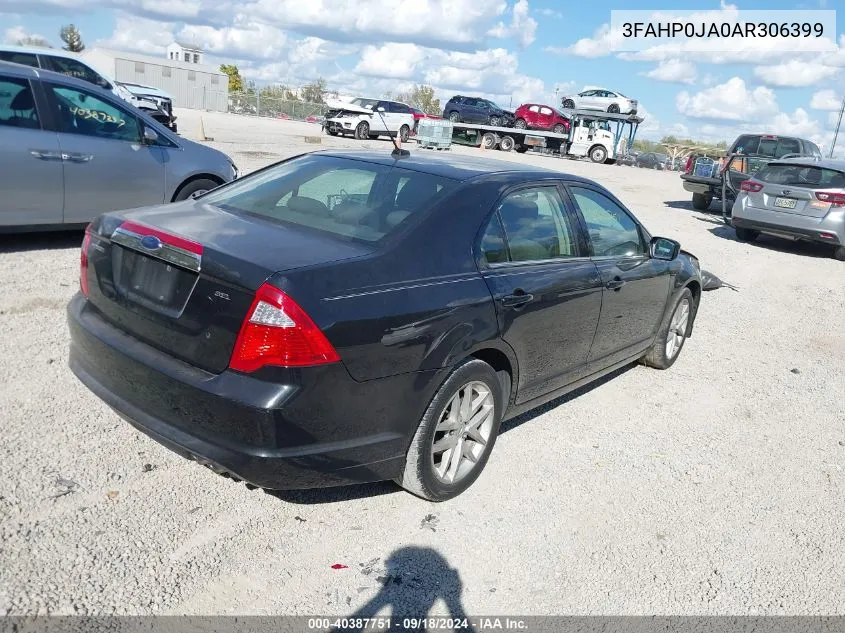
750, 163, 845, 218
84, 200, 373, 374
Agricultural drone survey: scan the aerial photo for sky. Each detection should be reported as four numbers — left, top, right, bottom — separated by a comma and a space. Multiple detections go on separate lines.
2, 0, 845, 149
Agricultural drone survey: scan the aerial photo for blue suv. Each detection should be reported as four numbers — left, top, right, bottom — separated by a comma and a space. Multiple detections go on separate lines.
443, 95, 514, 127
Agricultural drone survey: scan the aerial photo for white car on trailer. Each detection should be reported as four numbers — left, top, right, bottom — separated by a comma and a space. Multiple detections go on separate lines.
323, 97, 415, 142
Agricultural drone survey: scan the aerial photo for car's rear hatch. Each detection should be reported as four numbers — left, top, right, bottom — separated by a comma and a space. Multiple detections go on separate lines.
83, 200, 373, 374
748, 163, 845, 219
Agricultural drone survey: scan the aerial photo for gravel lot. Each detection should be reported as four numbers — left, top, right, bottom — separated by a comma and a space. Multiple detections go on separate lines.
1, 109, 843, 617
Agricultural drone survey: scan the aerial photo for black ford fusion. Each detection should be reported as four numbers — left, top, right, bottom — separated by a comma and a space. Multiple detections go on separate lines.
68, 149, 702, 501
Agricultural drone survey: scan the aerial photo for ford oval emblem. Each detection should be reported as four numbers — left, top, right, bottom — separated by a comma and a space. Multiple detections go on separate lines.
140, 235, 162, 250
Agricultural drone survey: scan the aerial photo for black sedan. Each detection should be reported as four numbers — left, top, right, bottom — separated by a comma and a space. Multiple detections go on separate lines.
68, 150, 702, 501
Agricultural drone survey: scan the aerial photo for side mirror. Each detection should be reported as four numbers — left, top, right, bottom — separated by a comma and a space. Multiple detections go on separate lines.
650, 236, 681, 260
142, 126, 159, 145
377, 107, 386, 112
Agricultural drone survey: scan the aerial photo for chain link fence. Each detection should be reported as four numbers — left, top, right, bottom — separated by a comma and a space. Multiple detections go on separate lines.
225, 91, 330, 121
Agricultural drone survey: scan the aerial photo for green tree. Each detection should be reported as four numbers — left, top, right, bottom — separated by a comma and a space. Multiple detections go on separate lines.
59, 24, 85, 52
300, 78, 327, 104
219, 64, 244, 93
16, 35, 52, 48
409, 85, 440, 115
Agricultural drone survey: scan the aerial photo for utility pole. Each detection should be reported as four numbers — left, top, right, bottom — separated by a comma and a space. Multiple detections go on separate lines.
829, 92, 845, 159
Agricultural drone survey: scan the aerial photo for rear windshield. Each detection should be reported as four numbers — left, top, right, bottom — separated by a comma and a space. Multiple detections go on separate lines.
201, 155, 456, 243
731, 135, 803, 158
755, 164, 845, 188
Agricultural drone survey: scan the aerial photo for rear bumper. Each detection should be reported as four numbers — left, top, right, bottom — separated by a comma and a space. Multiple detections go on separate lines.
67, 294, 441, 490
732, 202, 844, 245
681, 174, 721, 196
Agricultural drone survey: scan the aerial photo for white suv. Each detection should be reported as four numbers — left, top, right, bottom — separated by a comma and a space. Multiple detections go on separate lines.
561, 88, 638, 115
324, 97, 415, 142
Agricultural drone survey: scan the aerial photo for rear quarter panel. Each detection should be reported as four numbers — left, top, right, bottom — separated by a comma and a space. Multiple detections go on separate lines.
268, 182, 513, 382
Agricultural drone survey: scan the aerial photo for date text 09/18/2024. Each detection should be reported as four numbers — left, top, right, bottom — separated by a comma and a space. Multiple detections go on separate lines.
309, 617, 529, 630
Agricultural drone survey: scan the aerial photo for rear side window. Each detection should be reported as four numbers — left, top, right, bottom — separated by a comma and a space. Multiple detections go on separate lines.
755, 165, 845, 188
41, 56, 103, 86
0, 51, 39, 67
0, 76, 40, 129
201, 155, 456, 243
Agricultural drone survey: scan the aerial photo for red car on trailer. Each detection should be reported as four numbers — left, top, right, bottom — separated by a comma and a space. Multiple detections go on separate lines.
513, 103, 571, 134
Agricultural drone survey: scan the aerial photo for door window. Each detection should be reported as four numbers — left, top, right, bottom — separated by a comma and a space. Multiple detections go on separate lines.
42, 56, 106, 87
528, 105, 539, 113
0, 51, 39, 67
486, 186, 579, 262
389, 102, 410, 113
539, 107, 552, 115
0, 76, 40, 129
46, 83, 141, 142
569, 186, 645, 257
479, 214, 509, 264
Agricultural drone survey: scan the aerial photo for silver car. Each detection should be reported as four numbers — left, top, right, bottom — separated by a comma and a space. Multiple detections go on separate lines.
731, 158, 845, 261
0, 61, 237, 231
561, 88, 638, 115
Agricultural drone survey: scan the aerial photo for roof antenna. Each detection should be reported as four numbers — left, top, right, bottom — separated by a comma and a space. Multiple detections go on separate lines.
375, 106, 410, 158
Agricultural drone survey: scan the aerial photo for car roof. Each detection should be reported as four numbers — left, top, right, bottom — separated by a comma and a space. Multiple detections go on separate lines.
309, 149, 597, 184
768, 157, 845, 170
0, 44, 79, 60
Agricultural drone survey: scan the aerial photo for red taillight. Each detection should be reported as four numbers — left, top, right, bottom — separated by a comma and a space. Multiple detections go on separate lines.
229, 282, 340, 372
80, 225, 93, 297
684, 155, 693, 173
741, 180, 763, 192
815, 191, 845, 207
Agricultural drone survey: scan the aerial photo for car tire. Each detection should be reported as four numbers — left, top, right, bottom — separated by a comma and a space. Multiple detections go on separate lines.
735, 227, 759, 242
515, 146, 528, 154
552, 123, 566, 134
562, 99, 575, 109
355, 121, 370, 140
691, 193, 712, 210
608, 104, 620, 113
448, 111, 460, 122
396, 359, 504, 502
589, 145, 607, 163
481, 132, 498, 150
173, 178, 219, 202
488, 115, 501, 127
641, 287, 695, 370
499, 136, 515, 152
514, 118, 527, 129
833, 245, 845, 261
399, 125, 410, 143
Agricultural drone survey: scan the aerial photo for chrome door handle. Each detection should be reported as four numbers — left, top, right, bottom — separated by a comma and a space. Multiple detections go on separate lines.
29, 149, 62, 161
501, 292, 534, 308
64, 153, 94, 163
606, 277, 625, 290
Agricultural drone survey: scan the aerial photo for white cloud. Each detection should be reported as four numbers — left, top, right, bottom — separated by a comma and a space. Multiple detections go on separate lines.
179, 22, 288, 60
812, 89, 842, 111
487, 0, 538, 48
354, 43, 424, 79
642, 59, 697, 84
545, 23, 623, 58
537, 8, 562, 18
676, 77, 778, 122
753, 60, 840, 88
96, 14, 175, 54
3, 24, 51, 46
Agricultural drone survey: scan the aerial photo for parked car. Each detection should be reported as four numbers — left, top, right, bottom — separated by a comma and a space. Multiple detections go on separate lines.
409, 106, 440, 133
0, 45, 178, 132
68, 148, 702, 501
0, 62, 237, 231
681, 134, 822, 211
443, 95, 515, 127
617, 151, 639, 166
636, 152, 673, 170
323, 97, 415, 141
561, 88, 638, 115
731, 158, 845, 261
513, 103, 570, 134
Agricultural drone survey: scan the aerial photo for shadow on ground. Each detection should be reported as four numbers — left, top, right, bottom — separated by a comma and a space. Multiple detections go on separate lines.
0, 230, 84, 254
330, 546, 477, 632
707, 224, 834, 259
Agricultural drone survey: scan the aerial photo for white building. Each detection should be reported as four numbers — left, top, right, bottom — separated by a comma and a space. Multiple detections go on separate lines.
81, 47, 228, 111
166, 42, 204, 65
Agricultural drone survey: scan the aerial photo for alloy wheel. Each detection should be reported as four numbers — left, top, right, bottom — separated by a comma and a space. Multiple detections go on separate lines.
430, 381, 495, 484
665, 298, 690, 359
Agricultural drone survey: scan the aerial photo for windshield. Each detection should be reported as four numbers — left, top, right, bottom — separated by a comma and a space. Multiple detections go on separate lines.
200, 155, 457, 243
754, 164, 845, 188
731, 135, 803, 158
350, 98, 378, 110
